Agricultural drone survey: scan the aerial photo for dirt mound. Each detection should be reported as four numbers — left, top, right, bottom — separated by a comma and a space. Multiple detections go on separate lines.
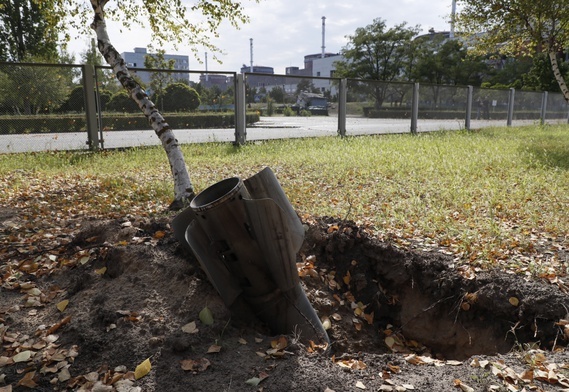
1, 213, 568, 391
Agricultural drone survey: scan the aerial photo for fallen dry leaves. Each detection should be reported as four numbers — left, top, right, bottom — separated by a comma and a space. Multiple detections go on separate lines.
180, 358, 210, 373
0, 165, 567, 390
470, 351, 569, 392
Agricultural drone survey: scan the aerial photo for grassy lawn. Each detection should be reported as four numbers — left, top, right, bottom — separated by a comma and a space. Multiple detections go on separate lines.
1, 125, 567, 277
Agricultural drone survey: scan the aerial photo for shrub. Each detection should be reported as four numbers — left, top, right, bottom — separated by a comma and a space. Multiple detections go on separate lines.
98, 90, 113, 111
299, 109, 312, 117
266, 99, 274, 116
0, 112, 261, 134
161, 83, 200, 112
107, 90, 139, 113
283, 106, 295, 116
58, 87, 114, 113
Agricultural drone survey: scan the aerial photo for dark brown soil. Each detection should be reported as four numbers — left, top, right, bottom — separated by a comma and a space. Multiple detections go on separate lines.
1, 210, 569, 391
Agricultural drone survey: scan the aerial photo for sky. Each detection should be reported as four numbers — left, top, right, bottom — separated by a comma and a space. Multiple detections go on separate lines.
66, 1, 457, 75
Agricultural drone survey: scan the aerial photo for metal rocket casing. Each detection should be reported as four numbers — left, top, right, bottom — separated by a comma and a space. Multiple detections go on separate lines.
172, 167, 329, 344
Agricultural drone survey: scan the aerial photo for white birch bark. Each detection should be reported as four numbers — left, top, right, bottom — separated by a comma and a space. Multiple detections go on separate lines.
90, 0, 194, 209
549, 50, 569, 102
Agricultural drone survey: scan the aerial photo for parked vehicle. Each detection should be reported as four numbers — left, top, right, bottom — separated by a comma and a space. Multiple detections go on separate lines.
292, 91, 329, 115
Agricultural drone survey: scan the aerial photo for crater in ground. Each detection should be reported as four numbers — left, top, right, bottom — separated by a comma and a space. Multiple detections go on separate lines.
301, 218, 568, 361
1, 213, 568, 391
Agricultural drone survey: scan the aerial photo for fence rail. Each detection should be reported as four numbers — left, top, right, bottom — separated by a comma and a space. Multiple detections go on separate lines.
0, 62, 568, 153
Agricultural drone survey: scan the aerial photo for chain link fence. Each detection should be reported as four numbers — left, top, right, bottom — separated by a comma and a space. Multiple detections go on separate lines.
1, 61, 568, 153
93, 66, 238, 149
243, 73, 340, 139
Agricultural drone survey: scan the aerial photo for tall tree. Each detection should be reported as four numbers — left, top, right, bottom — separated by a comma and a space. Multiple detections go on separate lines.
412, 35, 487, 86
334, 18, 420, 108
457, 0, 569, 101
0, 0, 58, 61
0, 63, 68, 114
38, 0, 258, 208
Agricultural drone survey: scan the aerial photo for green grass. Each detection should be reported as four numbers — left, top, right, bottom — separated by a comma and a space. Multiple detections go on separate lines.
1, 125, 567, 272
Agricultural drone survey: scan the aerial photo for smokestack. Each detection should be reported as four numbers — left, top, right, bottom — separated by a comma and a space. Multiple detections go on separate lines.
321, 16, 326, 59
250, 38, 254, 72
450, 0, 457, 39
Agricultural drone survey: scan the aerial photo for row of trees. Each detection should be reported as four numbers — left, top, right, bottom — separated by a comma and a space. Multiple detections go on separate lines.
333, 18, 569, 109
2, 0, 569, 205
3, 3, 569, 115
56, 83, 200, 114
334, 1, 569, 104
0, 67, 234, 115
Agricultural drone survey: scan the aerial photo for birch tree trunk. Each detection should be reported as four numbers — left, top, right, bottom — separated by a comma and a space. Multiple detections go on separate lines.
549, 50, 569, 102
90, 0, 195, 210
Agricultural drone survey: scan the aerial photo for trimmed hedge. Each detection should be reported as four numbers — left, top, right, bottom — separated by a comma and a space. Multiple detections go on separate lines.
0, 112, 260, 135
364, 108, 566, 120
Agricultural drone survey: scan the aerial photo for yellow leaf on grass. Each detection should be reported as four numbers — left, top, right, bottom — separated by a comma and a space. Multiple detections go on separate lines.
56, 300, 69, 312
134, 358, 151, 380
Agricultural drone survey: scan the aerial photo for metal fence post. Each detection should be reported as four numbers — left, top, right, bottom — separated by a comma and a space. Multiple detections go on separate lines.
465, 85, 473, 130
507, 88, 515, 127
234, 73, 246, 145
540, 91, 548, 125
338, 78, 347, 137
82, 64, 99, 150
410, 82, 419, 134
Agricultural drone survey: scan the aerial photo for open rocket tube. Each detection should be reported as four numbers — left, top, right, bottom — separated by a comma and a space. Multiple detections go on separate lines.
172, 167, 329, 344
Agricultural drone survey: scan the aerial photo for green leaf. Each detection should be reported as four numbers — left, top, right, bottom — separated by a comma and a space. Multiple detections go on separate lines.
245, 377, 261, 386
199, 306, 214, 325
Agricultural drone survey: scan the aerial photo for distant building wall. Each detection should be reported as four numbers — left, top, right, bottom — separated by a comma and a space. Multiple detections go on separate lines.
199, 73, 232, 90
241, 64, 281, 89
121, 47, 190, 87
312, 54, 344, 96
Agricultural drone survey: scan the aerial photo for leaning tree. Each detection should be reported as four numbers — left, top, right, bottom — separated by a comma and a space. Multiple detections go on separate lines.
41, 0, 258, 208
456, 0, 569, 102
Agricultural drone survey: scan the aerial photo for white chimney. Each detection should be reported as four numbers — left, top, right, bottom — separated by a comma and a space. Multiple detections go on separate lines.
450, 0, 457, 39
321, 16, 326, 59
250, 38, 254, 72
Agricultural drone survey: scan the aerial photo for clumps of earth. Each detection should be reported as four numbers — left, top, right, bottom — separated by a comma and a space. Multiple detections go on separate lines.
1, 211, 569, 391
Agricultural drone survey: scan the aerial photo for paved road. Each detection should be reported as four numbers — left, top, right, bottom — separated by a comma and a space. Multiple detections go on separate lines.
0, 116, 545, 153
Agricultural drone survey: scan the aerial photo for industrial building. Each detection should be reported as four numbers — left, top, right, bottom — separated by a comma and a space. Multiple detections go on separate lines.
121, 47, 190, 86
